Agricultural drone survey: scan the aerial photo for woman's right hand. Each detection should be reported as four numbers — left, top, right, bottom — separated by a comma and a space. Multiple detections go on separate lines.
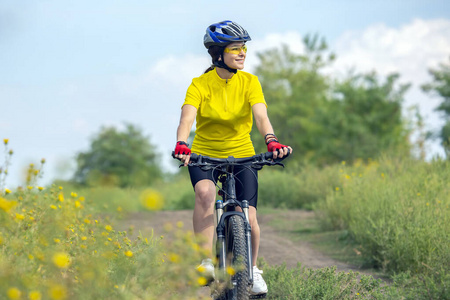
174, 141, 191, 166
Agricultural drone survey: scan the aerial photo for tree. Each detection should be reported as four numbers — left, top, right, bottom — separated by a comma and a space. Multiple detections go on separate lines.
326, 72, 411, 163
252, 34, 335, 160
74, 123, 162, 187
422, 59, 450, 157
252, 34, 412, 165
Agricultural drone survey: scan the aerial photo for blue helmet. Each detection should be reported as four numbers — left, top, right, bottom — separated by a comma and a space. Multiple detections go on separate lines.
203, 20, 251, 49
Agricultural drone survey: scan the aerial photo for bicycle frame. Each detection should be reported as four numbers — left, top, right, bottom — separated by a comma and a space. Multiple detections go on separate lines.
172, 151, 289, 299
214, 163, 253, 287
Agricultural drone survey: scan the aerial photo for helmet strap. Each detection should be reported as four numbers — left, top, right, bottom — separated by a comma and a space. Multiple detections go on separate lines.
214, 52, 237, 74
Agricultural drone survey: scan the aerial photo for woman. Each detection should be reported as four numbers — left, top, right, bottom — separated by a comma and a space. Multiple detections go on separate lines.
174, 20, 292, 296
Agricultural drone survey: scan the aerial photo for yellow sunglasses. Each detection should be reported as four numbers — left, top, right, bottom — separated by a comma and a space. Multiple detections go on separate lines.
224, 45, 248, 55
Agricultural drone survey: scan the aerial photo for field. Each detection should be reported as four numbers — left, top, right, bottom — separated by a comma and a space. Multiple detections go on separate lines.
1, 140, 449, 299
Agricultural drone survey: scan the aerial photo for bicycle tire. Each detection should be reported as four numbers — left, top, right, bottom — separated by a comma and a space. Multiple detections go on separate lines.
227, 215, 250, 300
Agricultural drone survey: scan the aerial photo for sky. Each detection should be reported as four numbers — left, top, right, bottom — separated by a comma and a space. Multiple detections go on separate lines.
1, 0, 450, 188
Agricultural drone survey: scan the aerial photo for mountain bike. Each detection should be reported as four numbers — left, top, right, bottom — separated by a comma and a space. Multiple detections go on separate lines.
173, 151, 289, 300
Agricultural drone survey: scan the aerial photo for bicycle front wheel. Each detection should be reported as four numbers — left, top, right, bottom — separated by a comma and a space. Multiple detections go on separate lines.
226, 215, 250, 300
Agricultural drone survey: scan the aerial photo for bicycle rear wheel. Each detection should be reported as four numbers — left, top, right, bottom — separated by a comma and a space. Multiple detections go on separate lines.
227, 214, 250, 300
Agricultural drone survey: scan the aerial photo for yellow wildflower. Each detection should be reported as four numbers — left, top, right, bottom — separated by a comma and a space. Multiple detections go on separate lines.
15, 213, 25, 220
3, 139, 9, 145
169, 253, 180, 263
58, 193, 64, 202
140, 189, 164, 211
226, 266, 236, 276
74, 201, 81, 208
197, 277, 208, 286
7, 287, 21, 299
54, 238, 61, 244
38, 186, 44, 191
52, 252, 71, 268
27, 186, 33, 190
70, 192, 77, 198
335, 187, 340, 191
105, 225, 113, 231
124, 250, 133, 257
49, 284, 67, 300
81, 236, 87, 241
0, 197, 17, 212
50, 205, 57, 210
29, 291, 42, 300
41, 158, 46, 164
5, 188, 11, 194
176, 221, 184, 228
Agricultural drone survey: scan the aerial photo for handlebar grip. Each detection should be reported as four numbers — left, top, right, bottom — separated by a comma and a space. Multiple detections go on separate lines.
264, 152, 272, 160
171, 151, 198, 162
264, 150, 291, 161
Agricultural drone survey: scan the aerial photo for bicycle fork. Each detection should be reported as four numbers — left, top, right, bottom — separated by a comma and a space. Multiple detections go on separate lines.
215, 176, 253, 286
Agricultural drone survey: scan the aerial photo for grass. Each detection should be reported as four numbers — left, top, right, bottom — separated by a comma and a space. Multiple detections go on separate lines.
316, 156, 450, 299
2, 138, 449, 299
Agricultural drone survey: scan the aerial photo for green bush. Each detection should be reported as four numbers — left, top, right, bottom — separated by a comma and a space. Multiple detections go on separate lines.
258, 162, 343, 209
316, 156, 450, 296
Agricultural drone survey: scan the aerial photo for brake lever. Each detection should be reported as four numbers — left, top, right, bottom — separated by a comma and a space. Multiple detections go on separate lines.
272, 162, 285, 167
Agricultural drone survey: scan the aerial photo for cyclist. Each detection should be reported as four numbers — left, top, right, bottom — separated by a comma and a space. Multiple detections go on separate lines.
173, 20, 292, 297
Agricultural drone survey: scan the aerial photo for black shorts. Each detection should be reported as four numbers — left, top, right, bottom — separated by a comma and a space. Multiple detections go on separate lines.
188, 165, 259, 208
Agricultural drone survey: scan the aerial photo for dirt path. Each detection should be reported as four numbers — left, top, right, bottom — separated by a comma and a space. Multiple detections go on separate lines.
121, 209, 363, 273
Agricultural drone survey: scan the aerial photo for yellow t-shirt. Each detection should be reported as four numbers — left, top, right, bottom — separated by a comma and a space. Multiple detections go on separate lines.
183, 69, 267, 158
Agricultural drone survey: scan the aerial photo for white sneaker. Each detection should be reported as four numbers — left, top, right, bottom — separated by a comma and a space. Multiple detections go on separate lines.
251, 266, 268, 295
197, 258, 215, 284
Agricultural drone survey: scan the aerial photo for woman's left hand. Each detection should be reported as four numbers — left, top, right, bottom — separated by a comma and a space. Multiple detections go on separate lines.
267, 140, 292, 159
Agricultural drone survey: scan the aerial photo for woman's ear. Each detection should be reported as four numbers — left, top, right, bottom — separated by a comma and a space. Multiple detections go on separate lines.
218, 54, 222, 61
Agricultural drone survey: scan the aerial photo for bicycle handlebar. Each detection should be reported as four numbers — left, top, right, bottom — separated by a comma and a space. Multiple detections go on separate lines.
171, 151, 290, 168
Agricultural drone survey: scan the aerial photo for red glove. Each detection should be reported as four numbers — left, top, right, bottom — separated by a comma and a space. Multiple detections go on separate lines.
174, 141, 191, 155
267, 140, 288, 153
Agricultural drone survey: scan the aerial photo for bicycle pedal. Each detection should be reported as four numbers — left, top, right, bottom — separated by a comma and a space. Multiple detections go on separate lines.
249, 294, 267, 299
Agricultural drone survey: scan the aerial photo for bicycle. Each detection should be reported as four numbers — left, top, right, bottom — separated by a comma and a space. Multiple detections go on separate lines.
173, 151, 289, 300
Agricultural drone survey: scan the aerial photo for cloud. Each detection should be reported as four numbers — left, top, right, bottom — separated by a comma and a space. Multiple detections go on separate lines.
330, 18, 450, 157
246, 31, 305, 71
332, 18, 450, 83
332, 19, 450, 118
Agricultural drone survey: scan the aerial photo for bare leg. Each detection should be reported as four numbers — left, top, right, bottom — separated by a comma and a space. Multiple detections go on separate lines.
192, 179, 216, 257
